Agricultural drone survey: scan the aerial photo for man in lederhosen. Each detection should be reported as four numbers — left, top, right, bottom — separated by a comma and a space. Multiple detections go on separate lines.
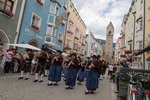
44, 51, 52, 77
19, 49, 33, 80
33, 47, 47, 83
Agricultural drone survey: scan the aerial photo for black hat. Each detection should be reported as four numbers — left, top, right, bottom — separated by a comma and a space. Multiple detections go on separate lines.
91, 55, 97, 58
86, 57, 90, 59
26, 49, 33, 52
41, 44, 47, 51
56, 50, 62, 54
71, 53, 77, 57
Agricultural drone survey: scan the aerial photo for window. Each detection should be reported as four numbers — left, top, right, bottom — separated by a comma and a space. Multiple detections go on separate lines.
0, 0, 15, 17
137, 41, 142, 50
148, 7, 150, 20
68, 23, 73, 31
66, 39, 71, 46
148, 61, 150, 70
49, 2, 59, 15
148, 34, 150, 45
31, 13, 41, 31
140, 20, 143, 30
48, 15, 56, 24
58, 33, 63, 43
46, 25, 53, 35
73, 43, 78, 50
63, 0, 67, 9
0, 0, 14, 11
36, 0, 45, 7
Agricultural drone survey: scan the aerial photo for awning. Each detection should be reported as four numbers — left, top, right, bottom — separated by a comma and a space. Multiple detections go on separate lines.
5, 44, 41, 51
134, 46, 150, 56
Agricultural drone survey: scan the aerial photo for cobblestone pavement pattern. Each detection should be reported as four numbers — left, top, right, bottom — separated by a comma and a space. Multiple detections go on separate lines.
0, 73, 117, 100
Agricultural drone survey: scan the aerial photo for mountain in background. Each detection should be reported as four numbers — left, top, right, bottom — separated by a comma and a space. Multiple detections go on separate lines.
96, 38, 116, 48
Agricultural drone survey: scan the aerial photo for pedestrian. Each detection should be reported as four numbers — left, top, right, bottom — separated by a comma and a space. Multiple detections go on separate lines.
30, 54, 38, 75
19, 49, 33, 80
0, 45, 4, 65
85, 55, 100, 94
33, 48, 47, 83
65, 53, 78, 89
4, 48, 14, 75
107, 63, 114, 79
101, 60, 107, 78
47, 50, 63, 85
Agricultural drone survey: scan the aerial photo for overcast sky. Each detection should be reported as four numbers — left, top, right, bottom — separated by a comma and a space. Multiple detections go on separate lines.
72, 0, 132, 43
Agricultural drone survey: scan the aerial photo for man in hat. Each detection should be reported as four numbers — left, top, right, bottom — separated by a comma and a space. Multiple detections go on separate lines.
44, 51, 53, 76
33, 47, 47, 83
0, 45, 4, 65
48, 50, 63, 85
19, 49, 33, 80
4, 48, 14, 75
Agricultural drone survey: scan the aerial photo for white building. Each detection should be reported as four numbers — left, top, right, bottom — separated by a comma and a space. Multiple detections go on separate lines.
85, 30, 103, 57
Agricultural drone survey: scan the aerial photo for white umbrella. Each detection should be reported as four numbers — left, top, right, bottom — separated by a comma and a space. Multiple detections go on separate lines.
5, 44, 41, 51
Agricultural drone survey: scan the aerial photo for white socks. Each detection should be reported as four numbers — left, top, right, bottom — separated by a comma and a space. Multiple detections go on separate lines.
21, 71, 24, 77
35, 73, 38, 80
45, 70, 48, 75
26, 72, 29, 78
41, 74, 43, 80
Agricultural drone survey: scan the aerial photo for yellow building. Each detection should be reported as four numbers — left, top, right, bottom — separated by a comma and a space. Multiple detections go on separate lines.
64, 0, 87, 56
144, 0, 150, 70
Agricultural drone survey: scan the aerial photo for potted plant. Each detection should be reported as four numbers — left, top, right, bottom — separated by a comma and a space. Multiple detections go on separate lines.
119, 81, 128, 97
58, 39, 62, 43
36, 0, 44, 6
32, 24, 39, 31
0, 9, 14, 17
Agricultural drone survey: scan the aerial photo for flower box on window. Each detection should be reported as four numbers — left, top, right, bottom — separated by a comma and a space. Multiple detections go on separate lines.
36, 0, 44, 6
61, 22, 65, 26
124, 50, 132, 54
0, 9, 14, 17
58, 39, 62, 43
31, 24, 39, 31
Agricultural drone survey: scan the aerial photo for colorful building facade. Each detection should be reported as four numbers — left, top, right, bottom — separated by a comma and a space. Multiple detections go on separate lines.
64, 0, 87, 56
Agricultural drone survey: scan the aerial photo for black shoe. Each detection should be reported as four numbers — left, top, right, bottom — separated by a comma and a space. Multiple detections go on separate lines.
114, 91, 119, 93
33, 80, 38, 82
39, 80, 43, 83
18, 77, 23, 80
53, 83, 58, 86
47, 83, 52, 86
24, 78, 28, 80
44, 75, 47, 77
66, 86, 69, 89
69, 86, 73, 89
85, 91, 89, 94
90, 91, 94, 94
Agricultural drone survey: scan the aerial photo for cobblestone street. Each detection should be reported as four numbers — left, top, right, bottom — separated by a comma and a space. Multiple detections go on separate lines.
0, 72, 117, 100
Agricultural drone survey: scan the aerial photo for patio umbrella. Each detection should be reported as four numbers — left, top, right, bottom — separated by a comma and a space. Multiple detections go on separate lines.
5, 44, 41, 51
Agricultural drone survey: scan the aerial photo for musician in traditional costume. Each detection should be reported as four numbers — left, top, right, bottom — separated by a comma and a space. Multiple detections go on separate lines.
19, 49, 33, 80
33, 48, 47, 83
65, 53, 78, 89
47, 50, 63, 85
85, 55, 100, 94
44, 51, 52, 76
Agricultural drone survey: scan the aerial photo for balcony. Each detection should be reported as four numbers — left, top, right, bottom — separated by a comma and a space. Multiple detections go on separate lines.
44, 36, 55, 46
81, 42, 85, 46
64, 45, 72, 50
67, 30, 73, 35
74, 36, 79, 40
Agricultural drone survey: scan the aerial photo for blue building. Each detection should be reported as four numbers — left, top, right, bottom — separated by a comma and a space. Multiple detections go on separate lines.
18, 0, 68, 52
44, 0, 68, 52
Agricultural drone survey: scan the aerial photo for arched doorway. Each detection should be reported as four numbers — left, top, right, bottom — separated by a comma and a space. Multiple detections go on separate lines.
28, 39, 39, 47
0, 29, 10, 68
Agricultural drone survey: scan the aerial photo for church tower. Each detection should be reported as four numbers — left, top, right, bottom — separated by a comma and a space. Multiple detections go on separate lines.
105, 22, 114, 63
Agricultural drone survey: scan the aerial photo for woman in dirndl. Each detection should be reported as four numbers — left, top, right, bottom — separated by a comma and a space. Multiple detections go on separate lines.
85, 55, 100, 94
65, 53, 78, 89
47, 50, 63, 85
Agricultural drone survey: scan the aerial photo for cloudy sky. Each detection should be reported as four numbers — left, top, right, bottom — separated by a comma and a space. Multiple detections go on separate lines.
72, 0, 132, 42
